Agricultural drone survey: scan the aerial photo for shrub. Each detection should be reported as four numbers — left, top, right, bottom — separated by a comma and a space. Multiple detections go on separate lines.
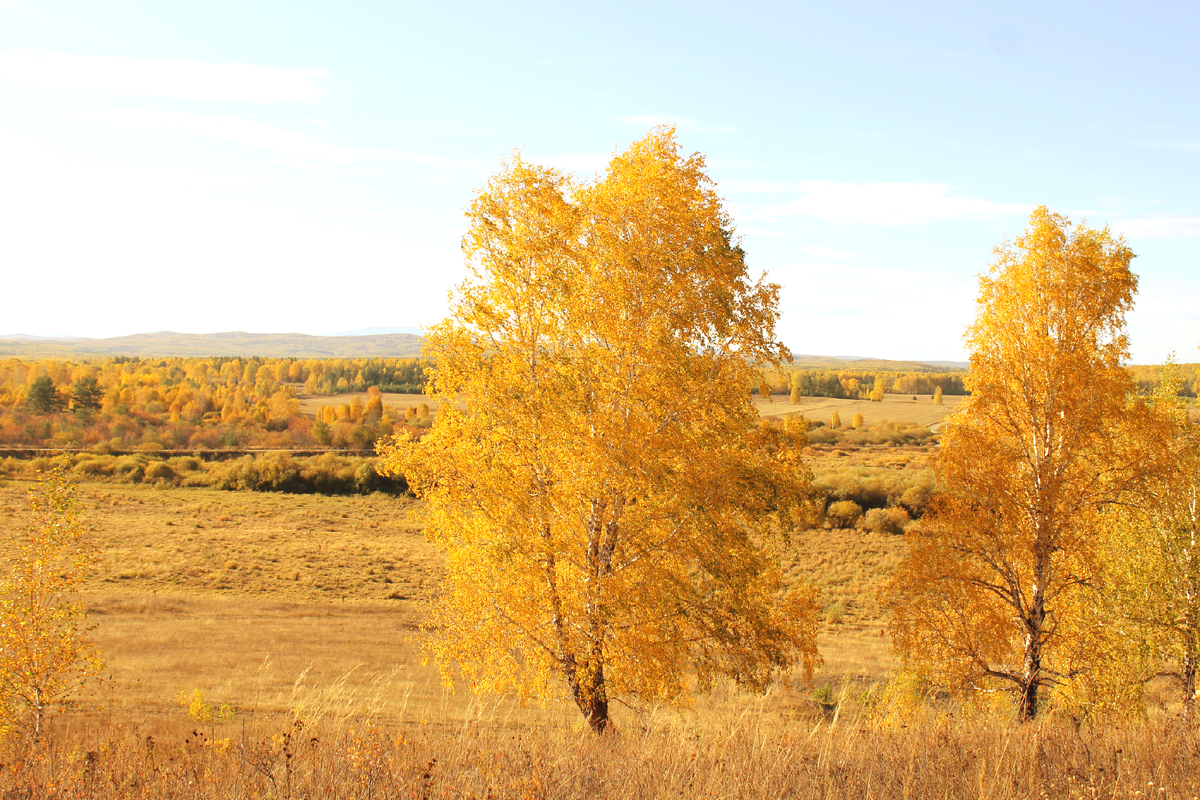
826, 500, 863, 529
207, 453, 407, 496
817, 470, 892, 509
72, 457, 115, 477
144, 462, 176, 481
112, 456, 144, 476
899, 482, 934, 517
169, 456, 202, 472
858, 506, 910, 535
808, 428, 836, 444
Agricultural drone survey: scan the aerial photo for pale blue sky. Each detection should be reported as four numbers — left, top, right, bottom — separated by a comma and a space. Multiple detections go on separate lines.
1, 1, 1196, 361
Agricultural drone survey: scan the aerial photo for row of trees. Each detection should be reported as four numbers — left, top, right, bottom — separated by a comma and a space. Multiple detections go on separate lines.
0, 356, 427, 413
0, 357, 431, 451
774, 369, 967, 401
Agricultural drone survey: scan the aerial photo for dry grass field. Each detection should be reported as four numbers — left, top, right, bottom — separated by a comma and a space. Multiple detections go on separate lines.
754, 392, 963, 428
296, 391, 441, 418
6, 468, 1200, 796
295, 390, 960, 430
19, 700, 1200, 799
0, 475, 899, 725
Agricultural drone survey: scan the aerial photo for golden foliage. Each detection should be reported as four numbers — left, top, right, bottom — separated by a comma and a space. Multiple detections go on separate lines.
378, 129, 820, 731
1103, 361, 1200, 715
0, 356, 427, 451
887, 207, 1171, 720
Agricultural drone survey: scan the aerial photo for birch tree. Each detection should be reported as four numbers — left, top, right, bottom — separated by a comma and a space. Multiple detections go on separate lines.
378, 129, 819, 732
0, 469, 102, 741
887, 207, 1168, 721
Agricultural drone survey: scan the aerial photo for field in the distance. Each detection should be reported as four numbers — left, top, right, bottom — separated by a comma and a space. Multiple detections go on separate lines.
754, 392, 963, 428
296, 392, 441, 418
297, 390, 962, 428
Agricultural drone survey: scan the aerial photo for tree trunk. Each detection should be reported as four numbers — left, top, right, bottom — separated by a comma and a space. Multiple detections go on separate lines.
1018, 554, 1048, 722
1181, 643, 1197, 722
571, 665, 610, 733
33, 687, 44, 743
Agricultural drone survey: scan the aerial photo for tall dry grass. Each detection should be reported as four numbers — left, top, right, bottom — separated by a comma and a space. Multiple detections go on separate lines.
6, 699, 1200, 799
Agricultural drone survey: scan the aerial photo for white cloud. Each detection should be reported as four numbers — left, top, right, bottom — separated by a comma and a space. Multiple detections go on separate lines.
1139, 140, 1200, 153
0, 50, 327, 102
609, 114, 737, 133
374, 148, 462, 168
1113, 215, 1200, 239
1128, 280, 1200, 362
775, 263, 976, 360
612, 114, 695, 127
59, 107, 358, 165
762, 181, 1029, 225
528, 152, 610, 174
721, 180, 800, 194
735, 226, 796, 238
800, 245, 858, 259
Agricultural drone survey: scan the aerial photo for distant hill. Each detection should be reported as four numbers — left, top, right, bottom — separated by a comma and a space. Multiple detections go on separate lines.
787, 354, 969, 371
0, 331, 424, 359
0, 331, 970, 367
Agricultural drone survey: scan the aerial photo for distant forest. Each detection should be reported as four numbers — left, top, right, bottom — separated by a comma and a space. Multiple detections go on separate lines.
767, 362, 1200, 401
1, 355, 1195, 452
771, 368, 968, 399
0, 356, 427, 451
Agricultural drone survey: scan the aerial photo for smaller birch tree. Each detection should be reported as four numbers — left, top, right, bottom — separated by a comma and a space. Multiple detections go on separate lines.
887, 207, 1169, 721
1103, 363, 1200, 719
0, 469, 102, 741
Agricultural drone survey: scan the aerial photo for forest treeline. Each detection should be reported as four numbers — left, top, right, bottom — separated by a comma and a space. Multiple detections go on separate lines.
767, 368, 968, 399
0, 356, 428, 451
762, 363, 1200, 400
2, 356, 1195, 451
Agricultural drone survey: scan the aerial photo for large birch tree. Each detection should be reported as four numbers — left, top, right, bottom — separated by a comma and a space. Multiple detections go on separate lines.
378, 129, 819, 732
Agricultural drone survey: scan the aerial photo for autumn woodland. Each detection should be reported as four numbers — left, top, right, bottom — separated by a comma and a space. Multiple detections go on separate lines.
3, 129, 1200, 797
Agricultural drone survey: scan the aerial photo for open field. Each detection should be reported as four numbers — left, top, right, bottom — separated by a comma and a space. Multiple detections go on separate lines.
0, 476, 899, 723
754, 393, 963, 428
297, 390, 961, 429
6, 465, 1200, 796
296, 391, 442, 418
